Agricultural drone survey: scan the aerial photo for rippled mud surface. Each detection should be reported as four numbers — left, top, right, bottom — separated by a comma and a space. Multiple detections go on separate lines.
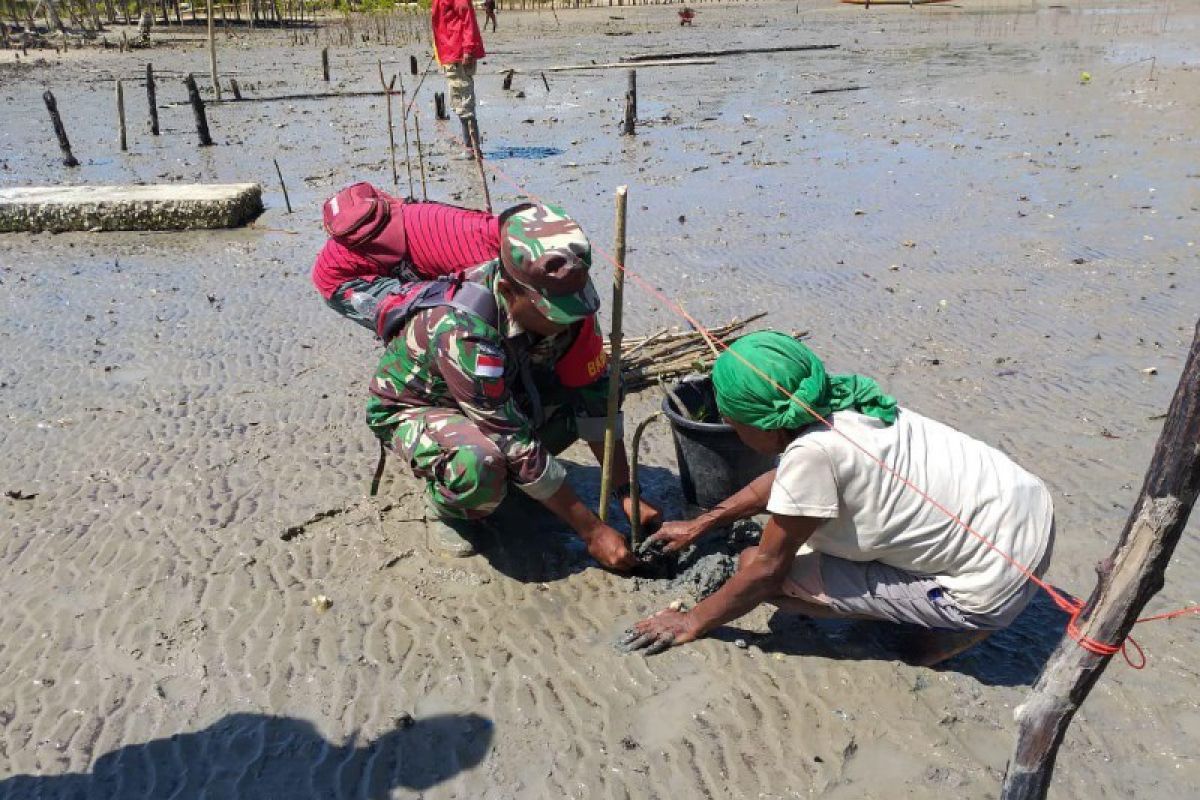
2, 1, 1198, 797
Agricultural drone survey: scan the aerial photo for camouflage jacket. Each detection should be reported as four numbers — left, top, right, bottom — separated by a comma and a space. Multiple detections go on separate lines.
366, 261, 613, 500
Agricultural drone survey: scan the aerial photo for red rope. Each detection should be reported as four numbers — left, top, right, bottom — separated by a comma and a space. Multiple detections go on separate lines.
479, 158, 1196, 669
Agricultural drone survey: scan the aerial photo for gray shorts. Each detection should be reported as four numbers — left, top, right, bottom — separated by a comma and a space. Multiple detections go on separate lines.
782, 529, 1054, 631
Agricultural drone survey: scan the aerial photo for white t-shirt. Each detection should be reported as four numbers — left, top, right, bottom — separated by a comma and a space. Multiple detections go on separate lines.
766, 408, 1053, 614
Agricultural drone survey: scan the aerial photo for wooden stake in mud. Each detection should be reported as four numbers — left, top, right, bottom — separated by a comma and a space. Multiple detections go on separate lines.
502, 69, 514, 90
409, 54, 418, 75
412, 110, 428, 201
183, 74, 213, 146
42, 90, 79, 167
207, 0, 221, 100
468, 125, 491, 213
1001, 320, 1200, 800
621, 69, 637, 135
229, 78, 243, 100
115, 79, 127, 151
145, 63, 160, 135
598, 185, 629, 523
434, 91, 448, 120
321, 46, 330, 82
273, 158, 293, 213
378, 61, 400, 190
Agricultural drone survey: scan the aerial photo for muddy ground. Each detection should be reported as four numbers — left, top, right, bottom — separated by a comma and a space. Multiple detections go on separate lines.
2, 0, 1199, 797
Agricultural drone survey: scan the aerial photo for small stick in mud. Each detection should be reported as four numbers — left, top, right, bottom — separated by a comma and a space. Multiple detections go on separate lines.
394, 70, 415, 198
183, 74, 213, 146
115, 79, 127, 152
541, 71, 551, 93
145, 63, 160, 135
409, 54, 418, 75
42, 90, 79, 167
502, 69, 514, 90
229, 78, 243, 101
412, 110, 428, 201
321, 47, 330, 82
434, 91, 448, 120
598, 185, 629, 523
378, 61, 400, 190
273, 158, 292, 213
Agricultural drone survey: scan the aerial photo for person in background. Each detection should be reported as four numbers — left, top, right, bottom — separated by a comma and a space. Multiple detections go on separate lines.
431, 0, 486, 160
483, 0, 498, 32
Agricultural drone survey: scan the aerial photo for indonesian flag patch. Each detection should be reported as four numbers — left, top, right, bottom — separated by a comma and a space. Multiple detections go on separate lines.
474, 346, 505, 379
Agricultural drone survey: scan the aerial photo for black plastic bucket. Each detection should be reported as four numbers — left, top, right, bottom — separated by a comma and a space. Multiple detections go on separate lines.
661, 376, 777, 510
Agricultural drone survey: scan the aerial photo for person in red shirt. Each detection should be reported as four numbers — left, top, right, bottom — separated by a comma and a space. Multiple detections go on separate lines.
312, 192, 502, 329
431, 0, 486, 160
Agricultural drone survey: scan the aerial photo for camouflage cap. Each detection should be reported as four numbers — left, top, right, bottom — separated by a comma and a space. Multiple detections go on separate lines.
498, 203, 601, 325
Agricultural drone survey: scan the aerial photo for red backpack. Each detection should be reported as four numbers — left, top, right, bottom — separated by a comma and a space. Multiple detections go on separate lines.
321, 182, 410, 269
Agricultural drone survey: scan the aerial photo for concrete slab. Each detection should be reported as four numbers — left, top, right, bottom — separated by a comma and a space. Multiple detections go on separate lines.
0, 183, 265, 233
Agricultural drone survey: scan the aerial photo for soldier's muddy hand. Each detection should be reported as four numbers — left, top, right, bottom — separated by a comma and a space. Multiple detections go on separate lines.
585, 524, 639, 573
646, 519, 706, 554
621, 608, 700, 655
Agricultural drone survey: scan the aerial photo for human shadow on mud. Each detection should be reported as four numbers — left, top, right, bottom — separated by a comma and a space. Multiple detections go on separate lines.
0, 711, 492, 800
712, 590, 1070, 687
472, 462, 683, 584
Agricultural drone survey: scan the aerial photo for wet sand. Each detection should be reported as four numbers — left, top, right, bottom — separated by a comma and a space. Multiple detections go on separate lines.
2, 0, 1199, 796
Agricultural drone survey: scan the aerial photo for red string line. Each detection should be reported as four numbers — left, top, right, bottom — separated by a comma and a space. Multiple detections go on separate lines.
477, 156, 1197, 669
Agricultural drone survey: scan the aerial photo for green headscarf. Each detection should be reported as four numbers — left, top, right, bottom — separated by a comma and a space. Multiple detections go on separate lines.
711, 330, 898, 430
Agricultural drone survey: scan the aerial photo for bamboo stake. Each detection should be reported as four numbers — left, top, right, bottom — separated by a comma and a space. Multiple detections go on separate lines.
1001, 319, 1200, 799
115, 79, 127, 151
598, 185, 629, 523
207, 0, 221, 100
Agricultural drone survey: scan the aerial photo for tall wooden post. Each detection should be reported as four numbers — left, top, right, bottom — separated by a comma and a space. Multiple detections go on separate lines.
598, 185, 629, 522
183, 74, 213, 146
621, 69, 636, 135
321, 47, 330, 82
43, 90, 79, 167
1001, 320, 1200, 799
207, 0, 221, 100
145, 63, 160, 135
115, 79, 127, 151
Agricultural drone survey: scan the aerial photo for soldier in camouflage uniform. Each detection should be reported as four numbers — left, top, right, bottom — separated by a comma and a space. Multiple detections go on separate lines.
367, 204, 661, 568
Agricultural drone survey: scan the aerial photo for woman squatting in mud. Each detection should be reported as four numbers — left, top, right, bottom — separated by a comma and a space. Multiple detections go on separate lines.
623, 331, 1056, 665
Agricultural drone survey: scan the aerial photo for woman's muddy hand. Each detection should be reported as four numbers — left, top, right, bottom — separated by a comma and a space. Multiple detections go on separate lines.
645, 520, 705, 554
620, 609, 700, 655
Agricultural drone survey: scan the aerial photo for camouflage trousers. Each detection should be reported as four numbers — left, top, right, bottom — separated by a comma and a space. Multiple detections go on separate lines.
442, 60, 478, 121
385, 405, 578, 520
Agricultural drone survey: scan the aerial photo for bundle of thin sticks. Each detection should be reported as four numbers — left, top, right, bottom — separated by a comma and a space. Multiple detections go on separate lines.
606, 313, 807, 392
